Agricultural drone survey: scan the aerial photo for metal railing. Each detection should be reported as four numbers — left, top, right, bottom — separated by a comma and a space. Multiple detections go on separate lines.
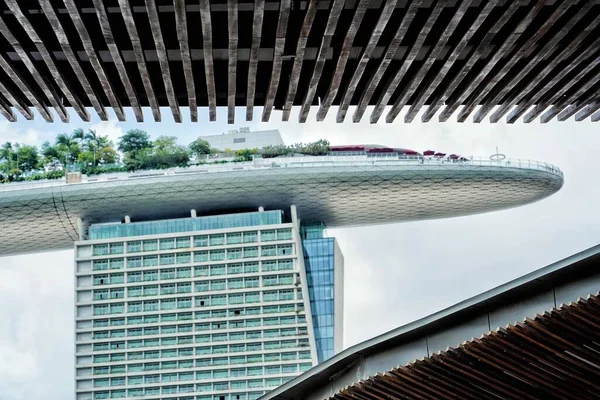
0, 155, 563, 192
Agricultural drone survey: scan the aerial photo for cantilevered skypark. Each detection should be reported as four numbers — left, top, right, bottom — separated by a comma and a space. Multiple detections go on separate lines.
0, 0, 599, 124
0, 153, 562, 256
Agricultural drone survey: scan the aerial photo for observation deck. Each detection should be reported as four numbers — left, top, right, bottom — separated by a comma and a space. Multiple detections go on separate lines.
0, 155, 563, 256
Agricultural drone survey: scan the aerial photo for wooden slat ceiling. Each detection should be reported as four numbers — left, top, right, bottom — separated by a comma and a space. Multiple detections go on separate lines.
0, 0, 599, 123
330, 292, 600, 400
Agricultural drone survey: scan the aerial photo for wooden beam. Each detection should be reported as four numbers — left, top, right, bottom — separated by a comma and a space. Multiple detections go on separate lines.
0, 7, 71, 122
281, 0, 318, 122
298, 0, 346, 123
447, 1, 546, 122
495, 11, 600, 123
551, 85, 600, 122
337, 0, 397, 123
5, 0, 89, 122
262, 0, 291, 122
246, 0, 265, 121
199, 0, 217, 122
369, 0, 441, 124
576, 100, 600, 121
0, 79, 32, 120
403, 0, 497, 123
591, 109, 600, 122
228, 0, 238, 124
386, 0, 475, 124
42, 0, 115, 122
516, 45, 600, 123
0, 52, 51, 121
146, 0, 181, 122
0, 91, 16, 122
91, 0, 143, 122
429, 2, 523, 122
118, 0, 161, 122
173, 0, 197, 122
470, 1, 576, 123
529, 62, 600, 123
421, 2, 522, 122
316, 0, 369, 122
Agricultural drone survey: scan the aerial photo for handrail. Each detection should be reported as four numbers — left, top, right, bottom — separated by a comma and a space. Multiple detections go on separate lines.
0, 155, 562, 193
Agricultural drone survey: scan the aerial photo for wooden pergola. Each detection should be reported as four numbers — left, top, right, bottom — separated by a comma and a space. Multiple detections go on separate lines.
331, 293, 600, 400
0, 0, 599, 123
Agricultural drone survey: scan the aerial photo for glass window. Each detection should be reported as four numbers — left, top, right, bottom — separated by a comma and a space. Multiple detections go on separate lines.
277, 229, 292, 240
279, 259, 294, 270
194, 235, 208, 247
176, 253, 191, 264
178, 283, 192, 293
110, 243, 124, 254
143, 301, 158, 312
227, 233, 242, 245
110, 273, 124, 284
244, 277, 259, 288
143, 285, 158, 296
210, 265, 225, 276
280, 289, 294, 301
210, 250, 225, 261
127, 316, 143, 325
142, 239, 158, 251
194, 251, 209, 263
177, 267, 191, 279
195, 265, 209, 277
262, 246, 276, 257
262, 230, 276, 242
244, 247, 258, 258
278, 244, 293, 256
142, 255, 158, 267
228, 263, 243, 274
127, 272, 141, 283
93, 260, 109, 271
243, 231, 258, 243
263, 291, 278, 302
262, 261, 277, 272
211, 280, 226, 291
229, 293, 243, 304
228, 278, 243, 290
195, 281, 209, 292
160, 269, 176, 280
128, 302, 142, 313
160, 254, 175, 265
244, 262, 259, 273
142, 271, 158, 281
176, 237, 191, 248
159, 238, 175, 250
210, 234, 225, 246
127, 241, 141, 253
93, 244, 109, 256
245, 293, 260, 303
161, 299, 176, 310
161, 284, 176, 295
211, 295, 227, 306
228, 248, 243, 260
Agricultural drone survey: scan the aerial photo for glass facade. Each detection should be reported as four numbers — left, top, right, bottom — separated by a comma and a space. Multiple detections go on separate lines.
89, 211, 284, 240
301, 232, 336, 363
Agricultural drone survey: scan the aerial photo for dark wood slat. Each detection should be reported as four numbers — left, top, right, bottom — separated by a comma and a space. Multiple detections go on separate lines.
91, 0, 143, 122
146, 0, 181, 122
470, 1, 576, 123
591, 109, 600, 122
281, 0, 318, 122
352, 0, 421, 123
574, 100, 600, 121
520, 50, 600, 123
0, 91, 16, 122
0, 52, 50, 121
386, 0, 474, 124
4, 0, 89, 122
173, 0, 197, 122
44, 0, 117, 122
0, 8, 68, 121
199, 0, 217, 121
261, 0, 291, 122
431, 1, 525, 122
228, 0, 238, 124
336, 0, 397, 123
298, 0, 346, 123
118, 0, 161, 122
404, 0, 497, 123
497, 18, 600, 123
0, 75, 32, 120
540, 72, 600, 123
316, 0, 369, 122
449, 1, 547, 122
369, 1, 443, 123
246, 0, 265, 121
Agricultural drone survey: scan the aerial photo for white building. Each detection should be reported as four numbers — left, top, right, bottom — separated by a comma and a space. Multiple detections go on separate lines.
73, 207, 343, 400
200, 128, 285, 152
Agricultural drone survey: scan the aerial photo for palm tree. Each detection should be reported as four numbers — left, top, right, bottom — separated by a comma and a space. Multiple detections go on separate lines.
55, 132, 81, 164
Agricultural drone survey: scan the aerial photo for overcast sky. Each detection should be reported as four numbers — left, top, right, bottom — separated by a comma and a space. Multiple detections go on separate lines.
0, 105, 598, 400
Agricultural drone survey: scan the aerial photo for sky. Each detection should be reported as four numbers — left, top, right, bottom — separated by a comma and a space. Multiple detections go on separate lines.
0, 105, 599, 400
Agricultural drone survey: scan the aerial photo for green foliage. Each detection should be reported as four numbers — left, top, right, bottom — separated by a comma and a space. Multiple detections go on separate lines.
234, 148, 256, 162
118, 129, 152, 153
261, 145, 293, 158
189, 138, 212, 157
81, 165, 128, 176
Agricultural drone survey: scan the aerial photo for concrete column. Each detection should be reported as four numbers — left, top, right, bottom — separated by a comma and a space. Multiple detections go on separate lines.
76, 218, 84, 241
191, 209, 197, 218
124, 215, 131, 224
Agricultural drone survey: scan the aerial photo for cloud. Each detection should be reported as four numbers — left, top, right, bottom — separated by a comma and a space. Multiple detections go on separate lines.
90, 119, 125, 145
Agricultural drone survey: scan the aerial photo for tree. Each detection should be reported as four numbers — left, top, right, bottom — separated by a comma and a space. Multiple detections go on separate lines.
16, 145, 40, 172
189, 138, 212, 157
55, 131, 82, 163
118, 129, 152, 153
41, 141, 61, 169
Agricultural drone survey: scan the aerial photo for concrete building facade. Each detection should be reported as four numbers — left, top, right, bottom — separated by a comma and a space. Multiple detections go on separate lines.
73, 207, 343, 400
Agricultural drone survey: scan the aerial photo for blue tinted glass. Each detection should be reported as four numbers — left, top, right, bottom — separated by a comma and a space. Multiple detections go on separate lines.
89, 210, 284, 239
302, 230, 336, 363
